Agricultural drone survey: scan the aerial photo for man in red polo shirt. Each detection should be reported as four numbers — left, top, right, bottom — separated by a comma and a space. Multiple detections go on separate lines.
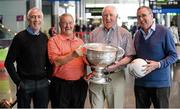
48, 13, 88, 108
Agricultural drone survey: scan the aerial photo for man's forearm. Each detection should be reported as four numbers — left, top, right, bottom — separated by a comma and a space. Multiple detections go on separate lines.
54, 51, 78, 66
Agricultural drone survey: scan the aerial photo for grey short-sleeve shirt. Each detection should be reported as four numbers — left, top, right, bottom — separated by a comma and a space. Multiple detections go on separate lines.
89, 24, 136, 56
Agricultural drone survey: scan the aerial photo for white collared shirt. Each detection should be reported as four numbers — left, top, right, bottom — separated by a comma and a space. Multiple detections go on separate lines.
140, 22, 156, 40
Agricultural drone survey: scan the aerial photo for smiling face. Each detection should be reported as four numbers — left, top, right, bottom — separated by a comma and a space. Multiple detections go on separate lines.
27, 8, 43, 33
102, 6, 117, 30
137, 6, 154, 32
59, 14, 74, 37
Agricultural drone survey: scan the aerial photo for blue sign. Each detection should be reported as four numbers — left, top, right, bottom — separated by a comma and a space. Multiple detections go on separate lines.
153, 8, 180, 13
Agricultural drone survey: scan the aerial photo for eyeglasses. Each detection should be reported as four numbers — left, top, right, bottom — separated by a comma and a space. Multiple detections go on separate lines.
137, 13, 151, 19
29, 15, 42, 19
102, 14, 115, 18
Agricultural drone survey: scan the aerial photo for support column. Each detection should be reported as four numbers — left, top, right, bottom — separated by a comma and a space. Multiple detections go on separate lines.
80, 0, 85, 25
51, 1, 60, 32
165, 14, 171, 27
29, 0, 42, 10
75, 0, 80, 24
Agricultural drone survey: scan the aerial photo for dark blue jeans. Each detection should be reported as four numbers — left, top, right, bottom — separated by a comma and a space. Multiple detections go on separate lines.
134, 86, 170, 109
16, 78, 49, 108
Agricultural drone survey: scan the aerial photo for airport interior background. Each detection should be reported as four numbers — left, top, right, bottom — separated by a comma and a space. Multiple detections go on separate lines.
0, 0, 180, 108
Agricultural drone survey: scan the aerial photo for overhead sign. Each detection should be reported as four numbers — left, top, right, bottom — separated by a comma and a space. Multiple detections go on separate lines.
152, 8, 180, 13
150, 0, 180, 8
149, 0, 180, 13
85, 8, 103, 16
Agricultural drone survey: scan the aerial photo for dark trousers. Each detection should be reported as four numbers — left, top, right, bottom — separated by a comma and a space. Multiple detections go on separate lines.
17, 78, 49, 108
50, 77, 88, 108
134, 86, 170, 109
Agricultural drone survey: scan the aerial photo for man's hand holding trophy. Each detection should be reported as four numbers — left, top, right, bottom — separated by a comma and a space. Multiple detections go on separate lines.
80, 43, 125, 84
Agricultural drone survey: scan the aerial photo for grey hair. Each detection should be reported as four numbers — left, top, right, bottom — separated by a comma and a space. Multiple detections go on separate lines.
102, 5, 118, 17
59, 13, 74, 24
27, 7, 43, 20
137, 6, 153, 15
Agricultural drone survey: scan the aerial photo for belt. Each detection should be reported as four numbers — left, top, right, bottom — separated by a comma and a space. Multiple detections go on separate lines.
104, 71, 115, 75
52, 77, 83, 84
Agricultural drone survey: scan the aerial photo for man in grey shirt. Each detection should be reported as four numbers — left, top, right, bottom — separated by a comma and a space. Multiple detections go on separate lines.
88, 5, 136, 108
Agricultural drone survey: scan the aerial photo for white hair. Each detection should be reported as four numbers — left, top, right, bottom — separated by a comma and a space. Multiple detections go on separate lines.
102, 5, 118, 17
27, 7, 43, 20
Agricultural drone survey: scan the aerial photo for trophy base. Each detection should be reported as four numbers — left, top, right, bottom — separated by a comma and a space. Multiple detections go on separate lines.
89, 77, 112, 84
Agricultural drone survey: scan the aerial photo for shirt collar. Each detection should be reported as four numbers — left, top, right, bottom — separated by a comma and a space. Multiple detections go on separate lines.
140, 22, 156, 33
140, 22, 156, 40
26, 26, 40, 35
102, 23, 117, 32
151, 22, 156, 31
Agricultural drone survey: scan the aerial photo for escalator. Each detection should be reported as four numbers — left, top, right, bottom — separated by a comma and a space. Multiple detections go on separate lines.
0, 24, 15, 49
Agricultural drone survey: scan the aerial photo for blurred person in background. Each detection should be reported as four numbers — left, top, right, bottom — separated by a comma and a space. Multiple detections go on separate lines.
121, 22, 129, 31
134, 6, 178, 108
169, 21, 179, 44
4, 7, 52, 108
130, 22, 139, 38
48, 26, 57, 37
48, 13, 88, 108
88, 5, 135, 108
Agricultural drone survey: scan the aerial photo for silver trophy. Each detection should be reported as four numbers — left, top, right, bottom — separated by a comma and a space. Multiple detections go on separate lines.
84, 43, 124, 84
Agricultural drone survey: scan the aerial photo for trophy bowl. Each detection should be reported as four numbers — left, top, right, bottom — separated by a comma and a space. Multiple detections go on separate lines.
84, 43, 124, 84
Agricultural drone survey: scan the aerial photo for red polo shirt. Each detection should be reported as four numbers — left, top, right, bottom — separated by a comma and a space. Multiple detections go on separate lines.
48, 34, 85, 80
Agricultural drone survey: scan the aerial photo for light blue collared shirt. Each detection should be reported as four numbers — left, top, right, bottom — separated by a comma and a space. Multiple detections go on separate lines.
102, 24, 116, 44
26, 26, 40, 36
140, 22, 155, 40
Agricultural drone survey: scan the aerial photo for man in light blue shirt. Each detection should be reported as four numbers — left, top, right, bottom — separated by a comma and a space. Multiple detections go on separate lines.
134, 6, 178, 108
88, 5, 136, 108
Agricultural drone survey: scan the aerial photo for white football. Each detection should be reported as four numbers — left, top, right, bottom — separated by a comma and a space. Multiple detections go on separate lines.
129, 58, 147, 78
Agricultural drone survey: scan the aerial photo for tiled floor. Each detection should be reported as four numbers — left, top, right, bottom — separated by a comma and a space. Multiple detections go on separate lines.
0, 69, 16, 107
1, 67, 180, 108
